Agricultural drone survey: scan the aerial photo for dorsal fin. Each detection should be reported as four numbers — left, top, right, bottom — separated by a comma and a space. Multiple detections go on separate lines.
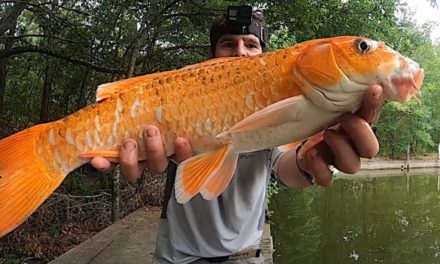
180, 57, 237, 70
96, 74, 155, 101
95, 57, 238, 102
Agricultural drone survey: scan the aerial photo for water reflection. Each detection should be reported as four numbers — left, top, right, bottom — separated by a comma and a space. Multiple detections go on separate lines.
270, 169, 440, 264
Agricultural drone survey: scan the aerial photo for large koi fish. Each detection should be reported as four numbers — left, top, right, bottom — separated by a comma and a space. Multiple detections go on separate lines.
0, 36, 424, 237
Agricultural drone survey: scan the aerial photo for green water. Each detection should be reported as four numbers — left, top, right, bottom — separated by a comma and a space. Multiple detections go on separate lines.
270, 173, 440, 264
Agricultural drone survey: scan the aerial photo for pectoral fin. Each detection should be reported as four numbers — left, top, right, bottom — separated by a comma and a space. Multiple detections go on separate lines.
217, 95, 338, 152
200, 152, 239, 200
175, 145, 237, 204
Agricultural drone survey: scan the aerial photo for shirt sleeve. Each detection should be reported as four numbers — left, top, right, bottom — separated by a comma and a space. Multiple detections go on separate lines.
269, 147, 288, 186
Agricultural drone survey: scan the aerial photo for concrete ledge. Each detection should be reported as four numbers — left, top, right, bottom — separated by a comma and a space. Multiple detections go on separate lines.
261, 224, 274, 263
361, 159, 440, 170
50, 207, 160, 264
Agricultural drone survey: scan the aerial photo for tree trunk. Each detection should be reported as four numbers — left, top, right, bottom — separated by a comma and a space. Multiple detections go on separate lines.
127, 23, 147, 77
39, 61, 54, 122
0, 19, 17, 117
76, 67, 91, 110
39, 0, 58, 123
111, 167, 121, 222
0, 58, 6, 118
0, 1, 27, 36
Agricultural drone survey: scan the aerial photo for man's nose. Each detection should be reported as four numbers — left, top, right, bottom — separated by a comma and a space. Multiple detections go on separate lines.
232, 43, 247, 57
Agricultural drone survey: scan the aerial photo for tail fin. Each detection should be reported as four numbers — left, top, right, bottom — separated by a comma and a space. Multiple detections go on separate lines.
0, 123, 66, 237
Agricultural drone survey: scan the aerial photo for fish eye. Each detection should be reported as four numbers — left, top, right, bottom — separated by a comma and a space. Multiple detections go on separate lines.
356, 39, 371, 53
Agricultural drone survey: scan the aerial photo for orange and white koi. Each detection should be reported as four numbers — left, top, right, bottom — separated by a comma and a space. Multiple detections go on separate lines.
0, 36, 424, 237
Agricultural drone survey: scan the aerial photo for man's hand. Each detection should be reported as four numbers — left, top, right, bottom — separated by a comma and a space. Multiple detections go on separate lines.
90, 124, 193, 182
278, 85, 384, 188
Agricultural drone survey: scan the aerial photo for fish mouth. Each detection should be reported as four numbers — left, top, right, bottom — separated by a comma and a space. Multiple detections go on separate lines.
386, 68, 424, 103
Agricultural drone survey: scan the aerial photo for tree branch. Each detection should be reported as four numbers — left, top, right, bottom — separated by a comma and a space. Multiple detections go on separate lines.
187, 0, 223, 12
0, 34, 89, 44
158, 44, 209, 53
1, 0, 90, 16
0, 0, 28, 36
163, 12, 217, 20
0, 46, 125, 74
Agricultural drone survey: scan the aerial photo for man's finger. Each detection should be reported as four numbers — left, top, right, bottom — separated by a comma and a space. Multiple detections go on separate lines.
340, 113, 379, 158
90, 157, 113, 172
303, 148, 333, 186
324, 129, 361, 174
296, 135, 334, 186
144, 125, 168, 173
119, 139, 141, 182
173, 137, 193, 163
356, 84, 384, 124
301, 137, 334, 165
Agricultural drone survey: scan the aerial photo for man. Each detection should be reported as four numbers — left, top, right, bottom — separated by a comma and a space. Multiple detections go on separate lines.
91, 7, 383, 263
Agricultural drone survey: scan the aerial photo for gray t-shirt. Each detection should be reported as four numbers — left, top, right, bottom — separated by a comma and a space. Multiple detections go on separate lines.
153, 148, 283, 264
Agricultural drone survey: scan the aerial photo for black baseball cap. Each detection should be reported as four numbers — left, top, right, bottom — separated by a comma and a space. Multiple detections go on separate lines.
210, 6, 269, 52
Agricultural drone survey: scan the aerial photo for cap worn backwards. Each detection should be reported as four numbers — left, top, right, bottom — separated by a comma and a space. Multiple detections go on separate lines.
210, 6, 269, 52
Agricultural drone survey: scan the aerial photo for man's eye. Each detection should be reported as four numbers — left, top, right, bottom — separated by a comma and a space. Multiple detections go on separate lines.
221, 42, 233, 47
246, 43, 258, 49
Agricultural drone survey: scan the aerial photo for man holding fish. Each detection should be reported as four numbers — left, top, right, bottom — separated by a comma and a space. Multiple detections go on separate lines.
90, 6, 385, 264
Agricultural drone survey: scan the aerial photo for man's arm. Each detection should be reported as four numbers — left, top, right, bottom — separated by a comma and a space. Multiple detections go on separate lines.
276, 85, 384, 188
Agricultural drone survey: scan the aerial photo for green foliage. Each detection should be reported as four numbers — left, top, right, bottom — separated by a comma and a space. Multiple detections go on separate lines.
0, 254, 21, 264
267, 26, 297, 50
376, 100, 434, 158
62, 170, 95, 195
266, 178, 286, 202
266, 0, 400, 41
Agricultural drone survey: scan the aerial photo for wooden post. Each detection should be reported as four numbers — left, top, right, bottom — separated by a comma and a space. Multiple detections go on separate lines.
437, 143, 440, 160
406, 144, 410, 191
403, 144, 410, 171
112, 166, 121, 222
437, 172, 440, 191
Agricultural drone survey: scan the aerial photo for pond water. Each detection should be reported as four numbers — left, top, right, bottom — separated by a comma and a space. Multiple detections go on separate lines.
270, 170, 440, 264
